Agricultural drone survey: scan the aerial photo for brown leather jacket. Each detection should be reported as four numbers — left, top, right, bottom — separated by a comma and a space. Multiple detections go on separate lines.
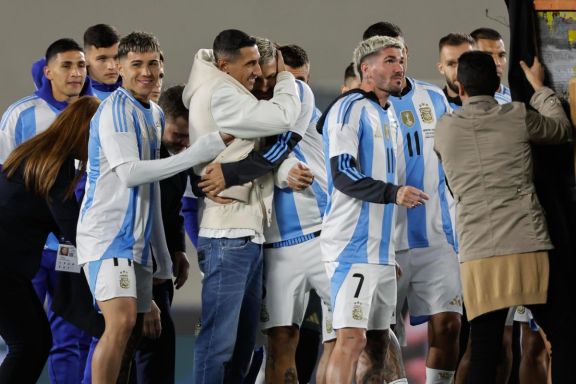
435, 87, 572, 262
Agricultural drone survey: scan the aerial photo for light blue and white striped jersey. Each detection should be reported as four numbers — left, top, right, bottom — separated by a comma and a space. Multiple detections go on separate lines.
77, 87, 164, 266
321, 93, 398, 265
0, 95, 59, 164
495, 84, 512, 104
389, 77, 455, 251
265, 81, 327, 246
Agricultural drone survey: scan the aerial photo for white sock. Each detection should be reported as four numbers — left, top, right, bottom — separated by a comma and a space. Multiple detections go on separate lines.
388, 379, 408, 384
425, 367, 455, 384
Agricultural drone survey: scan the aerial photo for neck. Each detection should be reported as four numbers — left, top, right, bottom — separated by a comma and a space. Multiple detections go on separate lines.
445, 85, 458, 98
360, 83, 389, 107
52, 90, 76, 103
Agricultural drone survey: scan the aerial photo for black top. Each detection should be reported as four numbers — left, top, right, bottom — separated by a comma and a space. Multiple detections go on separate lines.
0, 157, 79, 279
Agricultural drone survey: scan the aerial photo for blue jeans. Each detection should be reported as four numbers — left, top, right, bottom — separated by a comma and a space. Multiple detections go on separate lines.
194, 237, 263, 384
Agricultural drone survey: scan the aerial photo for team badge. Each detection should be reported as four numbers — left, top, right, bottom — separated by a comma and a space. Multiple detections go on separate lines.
326, 320, 334, 334
119, 270, 130, 289
400, 111, 415, 127
439, 371, 453, 379
352, 302, 363, 321
516, 306, 526, 315
419, 103, 434, 124
260, 304, 270, 322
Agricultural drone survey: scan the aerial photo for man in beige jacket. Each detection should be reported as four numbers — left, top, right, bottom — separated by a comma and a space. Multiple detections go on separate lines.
434, 51, 572, 384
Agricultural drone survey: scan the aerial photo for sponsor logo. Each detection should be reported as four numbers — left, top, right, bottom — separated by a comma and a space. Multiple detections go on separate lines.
326, 320, 334, 334
449, 296, 463, 307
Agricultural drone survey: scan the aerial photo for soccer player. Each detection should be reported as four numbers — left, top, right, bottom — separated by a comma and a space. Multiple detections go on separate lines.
341, 62, 360, 93
134, 84, 191, 384
364, 21, 462, 384
437, 33, 475, 109
76, 32, 229, 384
0, 37, 94, 384
470, 28, 511, 104
182, 29, 301, 384
84, 24, 121, 100
279, 44, 311, 83
319, 35, 427, 384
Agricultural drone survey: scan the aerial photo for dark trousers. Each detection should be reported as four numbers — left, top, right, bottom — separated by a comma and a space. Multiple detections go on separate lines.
0, 272, 52, 383
134, 280, 176, 384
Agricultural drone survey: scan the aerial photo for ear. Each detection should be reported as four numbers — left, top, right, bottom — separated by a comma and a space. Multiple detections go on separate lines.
437, 62, 444, 76
455, 80, 465, 97
216, 58, 228, 73
43, 65, 52, 81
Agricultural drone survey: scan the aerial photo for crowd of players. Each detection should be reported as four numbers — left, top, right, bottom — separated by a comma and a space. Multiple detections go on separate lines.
0, 19, 572, 384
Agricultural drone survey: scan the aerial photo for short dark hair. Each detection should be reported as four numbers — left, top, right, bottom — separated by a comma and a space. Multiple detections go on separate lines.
438, 33, 475, 52
470, 28, 503, 42
45, 38, 83, 63
83, 24, 120, 49
158, 85, 188, 121
118, 31, 161, 59
457, 51, 500, 97
363, 21, 403, 40
279, 45, 309, 68
213, 29, 257, 62
344, 62, 356, 81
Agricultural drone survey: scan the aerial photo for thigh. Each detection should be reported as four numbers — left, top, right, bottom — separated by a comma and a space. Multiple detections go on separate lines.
368, 265, 397, 331
408, 244, 462, 319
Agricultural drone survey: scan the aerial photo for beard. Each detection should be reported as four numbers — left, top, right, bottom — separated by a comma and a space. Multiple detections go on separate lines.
251, 89, 273, 101
446, 77, 459, 94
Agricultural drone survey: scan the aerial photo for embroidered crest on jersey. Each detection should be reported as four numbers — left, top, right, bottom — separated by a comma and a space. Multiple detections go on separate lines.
448, 296, 462, 307
418, 103, 434, 124
516, 306, 526, 315
119, 270, 130, 289
400, 111, 415, 127
352, 302, 363, 320
326, 319, 334, 334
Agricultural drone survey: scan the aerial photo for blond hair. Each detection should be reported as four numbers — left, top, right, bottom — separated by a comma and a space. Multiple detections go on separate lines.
353, 36, 404, 79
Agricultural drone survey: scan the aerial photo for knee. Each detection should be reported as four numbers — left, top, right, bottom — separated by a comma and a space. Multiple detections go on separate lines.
105, 312, 137, 340
268, 326, 299, 354
337, 330, 367, 357
522, 330, 546, 363
432, 315, 461, 344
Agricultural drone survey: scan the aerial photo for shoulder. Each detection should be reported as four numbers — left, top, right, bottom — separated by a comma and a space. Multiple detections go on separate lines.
295, 80, 314, 103
1, 95, 41, 120
413, 79, 448, 100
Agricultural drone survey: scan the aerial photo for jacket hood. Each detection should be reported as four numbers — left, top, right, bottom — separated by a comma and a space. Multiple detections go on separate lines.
182, 49, 228, 106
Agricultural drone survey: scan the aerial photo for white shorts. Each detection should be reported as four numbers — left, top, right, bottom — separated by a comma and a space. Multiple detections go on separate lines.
326, 262, 396, 331
261, 237, 335, 341
83, 258, 153, 313
396, 242, 462, 326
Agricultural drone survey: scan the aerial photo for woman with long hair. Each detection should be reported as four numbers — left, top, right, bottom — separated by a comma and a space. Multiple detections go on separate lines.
0, 96, 100, 383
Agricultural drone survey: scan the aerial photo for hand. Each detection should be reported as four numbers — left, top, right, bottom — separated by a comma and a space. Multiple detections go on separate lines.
172, 251, 190, 289
520, 57, 545, 92
395, 186, 429, 208
276, 49, 286, 73
143, 300, 162, 339
287, 163, 314, 191
199, 163, 226, 196
219, 132, 234, 146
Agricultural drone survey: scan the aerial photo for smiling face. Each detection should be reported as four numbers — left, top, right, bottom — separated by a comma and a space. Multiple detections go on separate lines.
44, 50, 87, 102
219, 45, 262, 91
118, 50, 161, 103
85, 43, 119, 84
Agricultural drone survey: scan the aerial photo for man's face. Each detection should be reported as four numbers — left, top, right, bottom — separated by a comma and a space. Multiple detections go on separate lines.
85, 43, 119, 84
438, 43, 474, 94
220, 45, 262, 91
118, 51, 161, 103
44, 50, 87, 102
286, 63, 310, 83
341, 75, 361, 94
363, 47, 405, 97
162, 116, 189, 154
252, 58, 277, 100
475, 38, 507, 78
